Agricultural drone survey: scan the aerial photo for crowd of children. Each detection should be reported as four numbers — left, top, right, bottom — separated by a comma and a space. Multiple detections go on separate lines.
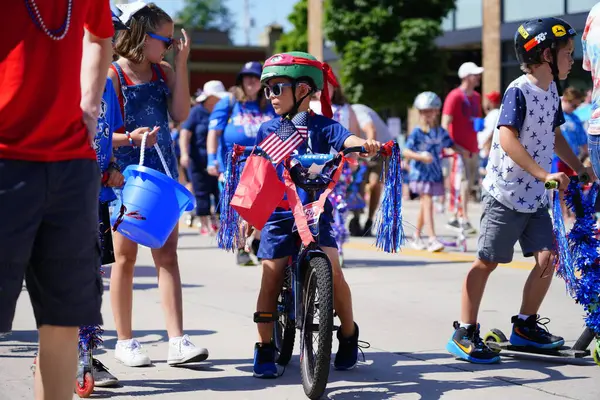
7, 0, 600, 397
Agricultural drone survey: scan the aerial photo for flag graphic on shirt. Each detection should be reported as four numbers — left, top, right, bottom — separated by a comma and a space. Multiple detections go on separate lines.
259, 113, 307, 164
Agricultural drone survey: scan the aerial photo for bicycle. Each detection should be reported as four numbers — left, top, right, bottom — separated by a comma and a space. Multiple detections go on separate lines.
232, 144, 375, 399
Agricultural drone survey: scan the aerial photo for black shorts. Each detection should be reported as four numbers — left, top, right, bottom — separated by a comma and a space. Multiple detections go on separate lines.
0, 159, 103, 332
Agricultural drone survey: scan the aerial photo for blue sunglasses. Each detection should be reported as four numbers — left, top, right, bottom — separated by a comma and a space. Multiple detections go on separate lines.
147, 32, 173, 49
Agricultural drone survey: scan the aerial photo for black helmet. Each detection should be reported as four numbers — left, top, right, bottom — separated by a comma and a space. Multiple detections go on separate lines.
514, 17, 576, 94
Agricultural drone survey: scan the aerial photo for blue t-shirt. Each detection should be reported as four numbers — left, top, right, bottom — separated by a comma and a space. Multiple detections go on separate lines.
405, 126, 453, 183
558, 112, 587, 158
181, 103, 210, 160
254, 113, 352, 223
95, 78, 123, 203
209, 95, 276, 171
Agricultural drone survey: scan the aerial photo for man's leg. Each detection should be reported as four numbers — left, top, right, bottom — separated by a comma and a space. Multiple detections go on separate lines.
28, 159, 102, 399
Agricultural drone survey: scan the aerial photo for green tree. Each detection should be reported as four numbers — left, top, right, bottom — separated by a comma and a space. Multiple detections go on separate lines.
325, 0, 456, 113
274, 0, 308, 53
177, 0, 234, 32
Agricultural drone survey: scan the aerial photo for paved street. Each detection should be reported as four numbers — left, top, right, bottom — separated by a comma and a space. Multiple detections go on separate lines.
2, 199, 600, 399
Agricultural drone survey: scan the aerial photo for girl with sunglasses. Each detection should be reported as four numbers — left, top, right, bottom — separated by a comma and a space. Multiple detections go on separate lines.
107, 1, 209, 368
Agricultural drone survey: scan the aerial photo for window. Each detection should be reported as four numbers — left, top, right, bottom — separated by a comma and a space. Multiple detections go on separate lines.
503, 0, 564, 23
442, 11, 455, 31
455, 0, 482, 29
567, 0, 598, 14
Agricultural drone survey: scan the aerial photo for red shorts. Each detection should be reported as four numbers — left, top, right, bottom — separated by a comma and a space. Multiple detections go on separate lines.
556, 159, 576, 176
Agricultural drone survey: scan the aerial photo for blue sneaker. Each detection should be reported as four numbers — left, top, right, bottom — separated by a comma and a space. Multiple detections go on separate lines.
253, 343, 278, 378
509, 315, 564, 349
334, 322, 359, 370
446, 321, 500, 364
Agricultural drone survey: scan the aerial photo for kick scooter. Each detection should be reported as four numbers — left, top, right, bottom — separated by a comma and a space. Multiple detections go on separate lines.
484, 175, 600, 365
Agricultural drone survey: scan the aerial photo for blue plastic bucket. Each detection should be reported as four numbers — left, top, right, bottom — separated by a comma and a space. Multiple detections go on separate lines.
110, 165, 195, 248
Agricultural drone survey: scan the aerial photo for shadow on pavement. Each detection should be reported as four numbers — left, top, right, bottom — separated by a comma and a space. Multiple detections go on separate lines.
344, 259, 465, 268
81, 351, 591, 399
0, 329, 217, 350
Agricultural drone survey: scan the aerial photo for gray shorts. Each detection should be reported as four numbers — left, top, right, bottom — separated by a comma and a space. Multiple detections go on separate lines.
0, 159, 103, 332
477, 191, 554, 263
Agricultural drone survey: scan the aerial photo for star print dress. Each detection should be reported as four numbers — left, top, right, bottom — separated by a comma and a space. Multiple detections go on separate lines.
110, 62, 179, 179
482, 75, 565, 213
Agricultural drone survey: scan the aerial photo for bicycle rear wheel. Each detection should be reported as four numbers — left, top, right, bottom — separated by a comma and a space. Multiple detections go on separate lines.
300, 255, 334, 399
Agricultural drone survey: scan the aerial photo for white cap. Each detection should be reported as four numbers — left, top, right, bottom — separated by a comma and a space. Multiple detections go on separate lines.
195, 80, 228, 103
116, 1, 148, 24
458, 62, 484, 79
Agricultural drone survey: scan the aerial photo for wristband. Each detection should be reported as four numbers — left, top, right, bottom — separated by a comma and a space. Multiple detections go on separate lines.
126, 132, 136, 148
108, 161, 121, 172
208, 153, 218, 167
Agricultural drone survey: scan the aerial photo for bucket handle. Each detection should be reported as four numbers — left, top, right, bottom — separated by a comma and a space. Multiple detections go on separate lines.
139, 130, 173, 179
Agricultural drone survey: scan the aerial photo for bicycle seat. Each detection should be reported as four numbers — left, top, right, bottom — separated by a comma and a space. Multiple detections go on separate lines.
292, 154, 334, 169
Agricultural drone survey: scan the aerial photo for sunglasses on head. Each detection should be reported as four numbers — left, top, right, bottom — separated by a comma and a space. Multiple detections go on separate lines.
147, 32, 173, 49
264, 82, 293, 98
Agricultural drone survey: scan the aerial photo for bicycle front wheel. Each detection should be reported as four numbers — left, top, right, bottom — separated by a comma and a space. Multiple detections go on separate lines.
300, 255, 334, 399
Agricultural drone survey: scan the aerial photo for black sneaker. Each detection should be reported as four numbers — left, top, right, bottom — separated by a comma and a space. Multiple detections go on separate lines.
334, 322, 359, 370
461, 221, 477, 235
349, 217, 362, 237
92, 358, 119, 387
510, 315, 564, 349
446, 321, 500, 364
446, 219, 460, 230
236, 249, 255, 266
253, 342, 278, 378
362, 219, 373, 237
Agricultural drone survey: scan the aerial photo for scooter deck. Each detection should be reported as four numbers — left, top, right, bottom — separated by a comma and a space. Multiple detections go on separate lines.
487, 341, 590, 358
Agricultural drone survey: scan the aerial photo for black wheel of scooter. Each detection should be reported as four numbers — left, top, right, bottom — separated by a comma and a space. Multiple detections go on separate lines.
483, 329, 507, 353
300, 255, 334, 400
273, 267, 295, 366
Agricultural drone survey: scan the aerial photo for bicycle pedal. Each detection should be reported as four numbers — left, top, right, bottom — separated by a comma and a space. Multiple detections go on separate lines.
254, 312, 277, 323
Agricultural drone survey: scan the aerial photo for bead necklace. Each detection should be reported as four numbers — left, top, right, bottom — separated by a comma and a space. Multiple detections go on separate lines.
24, 0, 72, 41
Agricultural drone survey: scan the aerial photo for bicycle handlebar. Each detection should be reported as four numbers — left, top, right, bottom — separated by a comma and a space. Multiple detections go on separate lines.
544, 172, 590, 190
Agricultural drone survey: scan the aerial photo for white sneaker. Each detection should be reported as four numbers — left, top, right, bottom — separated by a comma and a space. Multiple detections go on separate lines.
427, 238, 445, 253
410, 236, 426, 250
114, 339, 152, 367
167, 334, 209, 366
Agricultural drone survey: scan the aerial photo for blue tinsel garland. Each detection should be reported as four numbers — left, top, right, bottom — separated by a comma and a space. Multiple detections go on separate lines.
565, 181, 600, 334
551, 191, 577, 297
374, 143, 405, 253
217, 148, 244, 252
78, 325, 104, 351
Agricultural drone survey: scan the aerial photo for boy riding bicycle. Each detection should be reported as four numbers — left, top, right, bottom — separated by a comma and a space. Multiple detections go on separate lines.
250, 51, 380, 378
447, 17, 594, 364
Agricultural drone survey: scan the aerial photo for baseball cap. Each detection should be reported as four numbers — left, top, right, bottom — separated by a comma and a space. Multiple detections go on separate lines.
195, 80, 228, 103
237, 61, 262, 83
458, 62, 484, 79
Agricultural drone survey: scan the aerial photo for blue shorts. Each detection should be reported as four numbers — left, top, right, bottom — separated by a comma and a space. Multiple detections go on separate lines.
257, 213, 338, 260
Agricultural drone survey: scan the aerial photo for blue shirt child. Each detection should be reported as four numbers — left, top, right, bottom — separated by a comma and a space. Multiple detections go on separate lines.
209, 96, 276, 171
405, 126, 453, 183
95, 77, 124, 203
253, 112, 351, 260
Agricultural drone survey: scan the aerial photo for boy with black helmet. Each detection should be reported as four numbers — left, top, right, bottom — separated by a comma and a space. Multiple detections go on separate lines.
250, 51, 380, 378
447, 17, 593, 364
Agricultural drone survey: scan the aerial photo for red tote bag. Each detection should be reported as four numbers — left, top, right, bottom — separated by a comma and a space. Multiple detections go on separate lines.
230, 154, 285, 230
